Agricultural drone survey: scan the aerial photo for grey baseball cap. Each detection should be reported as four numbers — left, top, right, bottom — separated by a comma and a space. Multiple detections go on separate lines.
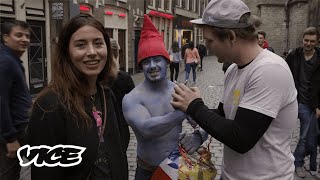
190, 0, 251, 28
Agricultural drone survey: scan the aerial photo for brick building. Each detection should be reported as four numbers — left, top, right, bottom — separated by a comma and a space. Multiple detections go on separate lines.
243, 0, 320, 55
173, 0, 209, 48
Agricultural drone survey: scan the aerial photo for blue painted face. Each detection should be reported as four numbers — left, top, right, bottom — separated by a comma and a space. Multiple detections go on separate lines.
141, 56, 168, 83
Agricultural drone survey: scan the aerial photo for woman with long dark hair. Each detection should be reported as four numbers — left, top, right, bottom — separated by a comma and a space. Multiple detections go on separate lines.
168, 41, 182, 82
27, 14, 127, 180
184, 41, 200, 84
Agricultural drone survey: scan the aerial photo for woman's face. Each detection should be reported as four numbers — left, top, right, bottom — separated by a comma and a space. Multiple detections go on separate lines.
69, 25, 107, 80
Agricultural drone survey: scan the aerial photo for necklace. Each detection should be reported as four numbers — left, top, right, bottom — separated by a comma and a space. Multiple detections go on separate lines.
90, 94, 97, 111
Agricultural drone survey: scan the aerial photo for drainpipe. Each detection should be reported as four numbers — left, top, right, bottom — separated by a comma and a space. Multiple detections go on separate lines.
284, 0, 293, 52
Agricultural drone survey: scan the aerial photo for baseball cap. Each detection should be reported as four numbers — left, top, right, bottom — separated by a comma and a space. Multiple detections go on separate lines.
190, 0, 251, 28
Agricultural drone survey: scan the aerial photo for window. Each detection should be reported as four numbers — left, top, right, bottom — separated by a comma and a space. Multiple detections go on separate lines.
182, 0, 186, 9
197, 28, 203, 42
148, 0, 153, 6
165, 0, 170, 10
175, 0, 180, 7
195, 0, 199, 13
200, 1, 204, 15
156, 0, 161, 8
189, 0, 193, 11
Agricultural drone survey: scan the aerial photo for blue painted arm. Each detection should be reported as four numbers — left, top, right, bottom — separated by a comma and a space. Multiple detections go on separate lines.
122, 94, 186, 139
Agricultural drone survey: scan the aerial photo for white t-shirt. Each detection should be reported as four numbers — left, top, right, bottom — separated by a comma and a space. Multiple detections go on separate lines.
221, 49, 298, 180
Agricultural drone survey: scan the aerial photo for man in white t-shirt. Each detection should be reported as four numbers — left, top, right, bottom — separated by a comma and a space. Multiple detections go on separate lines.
171, 0, 298, 179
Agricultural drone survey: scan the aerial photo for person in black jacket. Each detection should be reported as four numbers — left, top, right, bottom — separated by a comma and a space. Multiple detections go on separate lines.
109, 38, 135, 151
0, 20, 32, 180
196, 43, 207, 71
27, 14, 128, 180
286, 27, 320, 178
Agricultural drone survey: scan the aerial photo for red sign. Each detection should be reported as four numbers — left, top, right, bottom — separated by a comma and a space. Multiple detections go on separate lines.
80, 5, 90, 11
148, 10, 174, 19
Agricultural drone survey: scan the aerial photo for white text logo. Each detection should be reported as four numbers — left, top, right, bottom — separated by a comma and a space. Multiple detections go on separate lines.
17, 145, 86, 167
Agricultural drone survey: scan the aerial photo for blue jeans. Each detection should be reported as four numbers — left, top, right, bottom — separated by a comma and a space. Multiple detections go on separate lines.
134, 166, 154, 180
294, 103, 318, 171
185, 63, 196, 82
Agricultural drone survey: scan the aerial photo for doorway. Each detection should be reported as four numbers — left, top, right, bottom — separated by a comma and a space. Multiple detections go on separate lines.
27, 20, 47, 95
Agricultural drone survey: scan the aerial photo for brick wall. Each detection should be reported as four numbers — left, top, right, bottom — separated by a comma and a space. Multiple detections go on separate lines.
259, 5, 286, 55
289, 2, 309, 50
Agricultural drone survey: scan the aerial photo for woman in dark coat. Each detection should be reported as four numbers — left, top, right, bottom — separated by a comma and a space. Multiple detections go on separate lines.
27, 14, 128, 180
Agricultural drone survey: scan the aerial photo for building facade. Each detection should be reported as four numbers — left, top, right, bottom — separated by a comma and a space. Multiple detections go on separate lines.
173, 0, 209, 48
146, 0, 174, 50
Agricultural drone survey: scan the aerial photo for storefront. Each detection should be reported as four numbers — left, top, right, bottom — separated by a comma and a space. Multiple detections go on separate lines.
173, 15, 193, 48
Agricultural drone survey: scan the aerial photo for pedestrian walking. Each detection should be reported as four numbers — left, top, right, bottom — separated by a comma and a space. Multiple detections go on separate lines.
171, 0, 298, 179
0, 20, 32, 180
287, 27, 320, 178
168, 41, 182, 82
197, 43, 207, 71
27, 14, 128, 180
184, 41, 200, 85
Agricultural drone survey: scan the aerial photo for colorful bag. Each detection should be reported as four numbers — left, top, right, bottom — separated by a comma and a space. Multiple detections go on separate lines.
151, 138, 217, 180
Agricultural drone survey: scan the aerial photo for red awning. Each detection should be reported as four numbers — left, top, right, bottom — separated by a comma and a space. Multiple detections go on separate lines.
148, 10, 174, 19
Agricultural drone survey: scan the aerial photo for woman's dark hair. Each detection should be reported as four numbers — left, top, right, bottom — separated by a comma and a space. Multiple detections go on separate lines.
35, 14, 113, 128
188, 41, 194, 50
171, 41, 180, 53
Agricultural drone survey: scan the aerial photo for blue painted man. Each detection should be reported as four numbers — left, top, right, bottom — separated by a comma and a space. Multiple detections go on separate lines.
122, 15, 207, 180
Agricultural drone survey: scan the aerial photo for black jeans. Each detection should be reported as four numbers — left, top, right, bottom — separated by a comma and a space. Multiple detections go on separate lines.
170, 62, 180, 81
200, 56, 204, 70
0, 141, 21, 180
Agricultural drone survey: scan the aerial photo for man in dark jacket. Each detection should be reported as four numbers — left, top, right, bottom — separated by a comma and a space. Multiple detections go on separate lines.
286, 27, 320, 178
197, 43, 207, 71
0, 20, 32, 180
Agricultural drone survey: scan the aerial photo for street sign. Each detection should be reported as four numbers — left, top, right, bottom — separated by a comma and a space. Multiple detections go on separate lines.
51, 2, 63, 20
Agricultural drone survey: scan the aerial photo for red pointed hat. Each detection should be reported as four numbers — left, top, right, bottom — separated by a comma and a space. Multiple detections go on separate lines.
137, 14, 170, 65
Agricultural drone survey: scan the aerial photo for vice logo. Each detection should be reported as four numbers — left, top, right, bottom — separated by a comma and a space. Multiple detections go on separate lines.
17, 145, 86, 167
